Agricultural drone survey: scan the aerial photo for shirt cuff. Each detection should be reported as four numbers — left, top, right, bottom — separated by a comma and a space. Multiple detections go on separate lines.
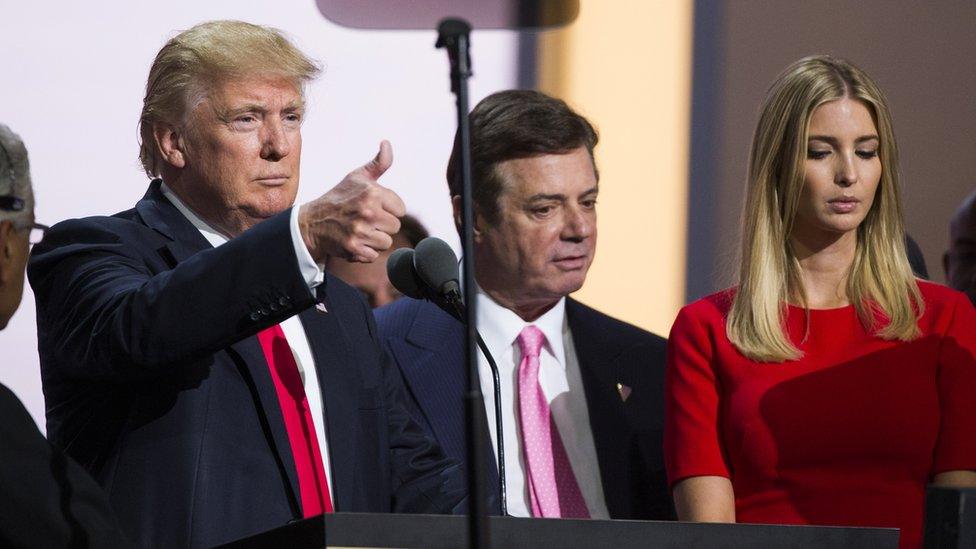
290, 205, 325, 289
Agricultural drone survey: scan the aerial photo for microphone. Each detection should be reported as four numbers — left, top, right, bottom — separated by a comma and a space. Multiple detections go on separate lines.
413, 237, 462, 300
386, 248, 428, 300
400, 237, 508, 516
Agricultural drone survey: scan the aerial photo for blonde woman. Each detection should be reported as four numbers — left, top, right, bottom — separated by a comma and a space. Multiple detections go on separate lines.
664, 55, 976, 548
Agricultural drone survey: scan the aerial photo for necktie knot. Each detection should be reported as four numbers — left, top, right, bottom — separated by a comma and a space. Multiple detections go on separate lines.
517, 324, 546, 361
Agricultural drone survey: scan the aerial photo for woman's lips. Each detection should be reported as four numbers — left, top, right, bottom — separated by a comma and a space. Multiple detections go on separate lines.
828, 198, 859, 214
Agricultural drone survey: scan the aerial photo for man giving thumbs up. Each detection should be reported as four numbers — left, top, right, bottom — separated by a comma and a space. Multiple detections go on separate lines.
27, 20, 465, 549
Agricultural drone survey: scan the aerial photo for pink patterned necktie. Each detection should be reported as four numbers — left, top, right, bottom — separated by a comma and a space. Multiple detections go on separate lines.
516, 325, 590, 519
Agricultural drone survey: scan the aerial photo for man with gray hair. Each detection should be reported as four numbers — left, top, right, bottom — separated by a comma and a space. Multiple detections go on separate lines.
28, 21, 464, 547
0, 124, 130, 547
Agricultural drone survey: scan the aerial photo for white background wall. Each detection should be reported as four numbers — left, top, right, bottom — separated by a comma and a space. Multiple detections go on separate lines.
0, 0, 519, 430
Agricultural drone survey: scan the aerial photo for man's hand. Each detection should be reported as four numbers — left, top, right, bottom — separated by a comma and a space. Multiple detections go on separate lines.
299, 140, 406, 263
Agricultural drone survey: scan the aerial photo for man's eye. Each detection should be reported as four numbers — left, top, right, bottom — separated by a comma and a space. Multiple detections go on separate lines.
230, 115, 259, 129
533, 206, 554, 216
581, 199, 597, 209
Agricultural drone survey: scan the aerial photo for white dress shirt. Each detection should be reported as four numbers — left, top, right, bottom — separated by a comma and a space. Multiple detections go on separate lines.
160, 183, 333, 501
476, 289, 609, 519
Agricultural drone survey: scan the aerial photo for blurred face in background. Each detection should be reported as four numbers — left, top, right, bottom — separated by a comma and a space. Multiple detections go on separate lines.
327, 234, 411, 308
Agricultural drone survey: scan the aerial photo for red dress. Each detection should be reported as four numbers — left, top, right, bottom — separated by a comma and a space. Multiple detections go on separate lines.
664, 281, 976, 548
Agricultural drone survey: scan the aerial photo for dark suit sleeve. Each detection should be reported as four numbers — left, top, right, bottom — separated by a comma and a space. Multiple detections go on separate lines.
0, 385, 131, 548
365, 307, 468, 514
948, 198, 976, 305
28, 210, 315, 381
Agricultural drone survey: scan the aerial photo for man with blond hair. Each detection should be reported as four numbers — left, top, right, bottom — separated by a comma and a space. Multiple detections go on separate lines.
28, 21, 464, 547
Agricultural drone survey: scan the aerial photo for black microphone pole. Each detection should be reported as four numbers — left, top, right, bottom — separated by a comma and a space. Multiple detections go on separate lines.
436, 18, 488, 549
407, 237, 509, 517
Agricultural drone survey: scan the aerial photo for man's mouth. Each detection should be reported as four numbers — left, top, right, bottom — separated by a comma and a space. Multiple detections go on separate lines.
552, 255, 588, 270
255, 175, 289, 186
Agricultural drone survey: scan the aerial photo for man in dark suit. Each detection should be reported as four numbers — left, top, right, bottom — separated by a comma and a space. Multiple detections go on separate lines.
0, 124, 129, 547
27, 21, 463, 547
945, 189, 976, 305
375, 90, 673, 520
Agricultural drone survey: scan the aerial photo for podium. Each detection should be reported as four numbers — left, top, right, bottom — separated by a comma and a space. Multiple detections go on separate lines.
221, 512, 898, 548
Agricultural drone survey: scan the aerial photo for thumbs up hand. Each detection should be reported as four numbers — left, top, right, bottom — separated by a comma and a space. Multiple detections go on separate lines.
299, 140, 407, 263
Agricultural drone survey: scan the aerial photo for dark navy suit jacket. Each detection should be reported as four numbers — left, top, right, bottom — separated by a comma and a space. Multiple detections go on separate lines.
374, 296, 674, 520
0, 383, 130, 548
27, 181, 464, 547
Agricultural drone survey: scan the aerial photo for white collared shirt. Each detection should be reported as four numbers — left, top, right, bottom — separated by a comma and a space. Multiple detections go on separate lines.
476, 289, 609, 518
160, 183, 333, 502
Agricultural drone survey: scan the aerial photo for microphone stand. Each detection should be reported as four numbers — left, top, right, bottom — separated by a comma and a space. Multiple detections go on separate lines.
436, 18, 488, 549
443, 295, 507, 516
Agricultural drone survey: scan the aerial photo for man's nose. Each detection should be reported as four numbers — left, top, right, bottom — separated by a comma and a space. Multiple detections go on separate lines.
562, 207, 593, 241
261, 119, 290, 161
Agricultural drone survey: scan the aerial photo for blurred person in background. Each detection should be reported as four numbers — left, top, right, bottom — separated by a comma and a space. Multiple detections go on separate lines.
944, 189, 976, 305
326, 213, 428, 307
0, 123, 129, 548
665, 56, 976, 549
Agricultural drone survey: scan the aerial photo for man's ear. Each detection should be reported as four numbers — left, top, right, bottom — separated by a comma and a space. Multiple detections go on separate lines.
0, 220, 15, 285
451, 195, 485, 241
153, 122, 187, 169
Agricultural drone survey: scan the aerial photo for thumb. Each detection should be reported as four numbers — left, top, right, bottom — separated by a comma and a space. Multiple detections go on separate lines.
359, 140, 393, 180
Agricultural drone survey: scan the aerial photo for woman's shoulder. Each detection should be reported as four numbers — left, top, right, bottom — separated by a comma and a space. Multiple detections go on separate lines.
676, 287, 737, 325
917, 279, 970, 308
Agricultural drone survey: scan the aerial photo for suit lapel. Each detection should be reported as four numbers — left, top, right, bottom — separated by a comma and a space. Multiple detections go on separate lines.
299, 286, 360, 510
136, 180, 303, 514
228, 336, 302, 512
567, 298, 631, 518
396, 304, 467, 462
391, 302, 501, 512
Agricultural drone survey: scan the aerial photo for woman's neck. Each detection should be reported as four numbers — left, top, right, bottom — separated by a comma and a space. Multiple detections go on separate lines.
790, 229, 857, 309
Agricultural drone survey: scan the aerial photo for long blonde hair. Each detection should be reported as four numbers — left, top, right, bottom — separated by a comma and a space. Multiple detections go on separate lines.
727, 55, 922, 362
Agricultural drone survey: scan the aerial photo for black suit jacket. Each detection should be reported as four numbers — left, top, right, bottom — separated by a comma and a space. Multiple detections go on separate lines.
27, 181, 464, 547
374, 296, 674, 520
0, 383, 130, 548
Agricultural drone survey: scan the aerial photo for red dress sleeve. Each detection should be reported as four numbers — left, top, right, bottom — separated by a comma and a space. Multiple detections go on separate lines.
932, 291, 976, 474
664, 303, 731, 487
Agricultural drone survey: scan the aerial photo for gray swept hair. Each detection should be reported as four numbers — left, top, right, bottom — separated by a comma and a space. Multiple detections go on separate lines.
0, 124, 34, 224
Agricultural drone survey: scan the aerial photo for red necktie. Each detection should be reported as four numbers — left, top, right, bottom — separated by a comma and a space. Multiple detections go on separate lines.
257, 324, 334, 516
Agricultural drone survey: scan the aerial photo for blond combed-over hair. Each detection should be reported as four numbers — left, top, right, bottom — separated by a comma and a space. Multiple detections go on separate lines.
138, 20, 321, 178
727, 55, 922, 363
